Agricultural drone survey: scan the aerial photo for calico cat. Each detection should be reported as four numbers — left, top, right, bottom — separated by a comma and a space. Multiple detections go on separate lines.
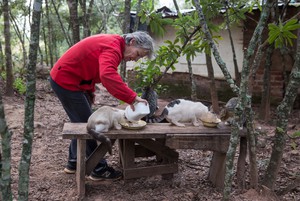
86, 106, 126, 154
148, 99, 217, 127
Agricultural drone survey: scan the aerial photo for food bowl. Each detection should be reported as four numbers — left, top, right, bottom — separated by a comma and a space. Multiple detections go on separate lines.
125, 102, 150, 122
200, 112, 221, 128
201, 120, 220, 128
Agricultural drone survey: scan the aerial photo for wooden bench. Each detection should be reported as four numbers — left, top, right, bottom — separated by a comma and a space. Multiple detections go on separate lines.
62, 122, 247, 200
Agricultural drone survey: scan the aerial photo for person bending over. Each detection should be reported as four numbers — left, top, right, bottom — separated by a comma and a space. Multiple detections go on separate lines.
50, 31, 154, 181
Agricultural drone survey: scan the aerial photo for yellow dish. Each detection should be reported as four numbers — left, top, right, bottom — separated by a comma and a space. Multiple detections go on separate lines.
201, 120, 219, 128
120, 120, 147, 130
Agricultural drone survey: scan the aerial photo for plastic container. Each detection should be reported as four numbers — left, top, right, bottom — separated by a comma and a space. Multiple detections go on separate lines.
125, 102, 150, 122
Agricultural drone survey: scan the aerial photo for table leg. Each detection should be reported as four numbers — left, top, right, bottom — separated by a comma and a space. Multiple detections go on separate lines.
76, 139, 86, 200
208, 151, 226, 189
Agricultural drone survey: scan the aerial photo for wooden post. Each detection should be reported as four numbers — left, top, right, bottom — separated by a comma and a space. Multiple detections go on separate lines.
76, 139, 86, 200
208, 151, 226, 190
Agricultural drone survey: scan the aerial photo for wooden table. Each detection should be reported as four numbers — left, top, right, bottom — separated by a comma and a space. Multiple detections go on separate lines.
62, 122, 246, 200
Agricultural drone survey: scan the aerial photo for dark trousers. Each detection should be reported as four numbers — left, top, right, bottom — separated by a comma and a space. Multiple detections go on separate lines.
49, 77, 106, 167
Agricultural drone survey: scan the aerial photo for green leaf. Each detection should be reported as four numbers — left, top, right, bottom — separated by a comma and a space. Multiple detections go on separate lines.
292, 130, 300, 137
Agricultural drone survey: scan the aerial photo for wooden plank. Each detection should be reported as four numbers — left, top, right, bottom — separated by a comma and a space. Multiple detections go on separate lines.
122, 140, 135, 168
123, 164, 178, 180
165, 134, 231, 152
134, 144, 156, 158
135, 139, 179, 160
85, 139, 116, 175
76, 139, 86, 200
118, 140, 125, 167
62, 122, 232, 140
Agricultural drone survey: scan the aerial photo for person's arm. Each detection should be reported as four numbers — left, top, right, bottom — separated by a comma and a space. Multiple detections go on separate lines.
99, 49, 137, 104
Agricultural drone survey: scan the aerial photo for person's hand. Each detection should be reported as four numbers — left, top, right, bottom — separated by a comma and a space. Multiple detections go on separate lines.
130, 96, 148, 111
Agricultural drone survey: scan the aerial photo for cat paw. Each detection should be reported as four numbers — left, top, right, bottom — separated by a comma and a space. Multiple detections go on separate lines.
115, 124, 122, 130
173, 123, 185, 127
193, 122, 200, 126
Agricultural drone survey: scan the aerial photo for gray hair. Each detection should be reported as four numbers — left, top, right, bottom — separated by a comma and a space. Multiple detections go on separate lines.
123, 31, 155, 59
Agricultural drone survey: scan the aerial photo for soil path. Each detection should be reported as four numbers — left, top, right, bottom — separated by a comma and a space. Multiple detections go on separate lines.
2, 79, 299, 201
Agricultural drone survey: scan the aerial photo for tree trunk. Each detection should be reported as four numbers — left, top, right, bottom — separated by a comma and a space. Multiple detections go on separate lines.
10, 13, 28, 69
193, 0, 273, 199
3, 0, 14, 96
224, 1, 240, 86
262, 27, 300, 190
237, 0, 273, 191
42, 18, 49, 66
0, 41, 4, 73
17, 0, 42, 199
206, 51, 220, 113
45, 0, 54, 67
260, 45, 274, 120
79, 0, 88, 38
120, 0, 131, 81
51, 0, 72, 47
67, 0, 80, 44
193, 0, 239, 96
187, 57, 197, 101
79, 0, 94, 38
0, 93, 13, 201
133, 0, 142, 32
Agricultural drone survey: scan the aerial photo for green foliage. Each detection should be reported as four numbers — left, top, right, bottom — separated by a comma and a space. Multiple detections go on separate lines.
276, 127, 284, 133
248, 0, 262, 12
268, 19, 300, 48
140, 12, 173, 37
292, 130, 300, 138
290, 130, 300, 150
13, 77, 26, 95
1, 72, 6, 80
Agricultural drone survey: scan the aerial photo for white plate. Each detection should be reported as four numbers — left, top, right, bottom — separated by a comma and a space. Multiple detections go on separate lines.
120, 120, 147, 130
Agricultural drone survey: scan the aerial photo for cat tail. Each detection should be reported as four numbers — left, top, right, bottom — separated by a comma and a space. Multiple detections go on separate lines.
87, 129, 112, 155
144, 108, 168, 123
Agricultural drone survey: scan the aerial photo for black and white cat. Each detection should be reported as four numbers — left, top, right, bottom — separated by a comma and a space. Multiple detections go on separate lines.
86, 106, 126, 154
147, 99, 218, 127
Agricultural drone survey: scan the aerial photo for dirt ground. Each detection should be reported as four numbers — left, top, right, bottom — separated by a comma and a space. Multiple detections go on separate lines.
2, 79, 300, 201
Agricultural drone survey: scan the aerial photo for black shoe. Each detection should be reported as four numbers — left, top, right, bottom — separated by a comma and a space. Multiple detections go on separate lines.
89, 165, 122, 181
63, 161, 76, 174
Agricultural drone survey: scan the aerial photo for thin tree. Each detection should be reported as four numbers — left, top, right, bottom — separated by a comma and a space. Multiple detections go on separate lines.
17, 0, 43, 199
0, 8, 3, 73
0, 92, 13, 201
224, 0, 241, 86
51, 0, 72, 47
206, 48, 220, 113
120, 0, 131, 81
0, 41, 4, 73
44, 0, 54, 67
67, 0, 80, 44
133, 0, 143, 32
3, 0, 14, 96
79, 0, 95, 38
172, 0, 198, 100
193, 0, 275, 199
9, 12, 28, 69
262, 26, 300, 190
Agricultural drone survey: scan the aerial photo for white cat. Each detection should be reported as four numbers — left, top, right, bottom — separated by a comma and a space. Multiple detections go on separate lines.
86, 106, 126, 154
148, 99, 218, 127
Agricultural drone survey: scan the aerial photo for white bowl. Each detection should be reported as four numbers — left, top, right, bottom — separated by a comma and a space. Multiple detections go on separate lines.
125, 102, 150, 122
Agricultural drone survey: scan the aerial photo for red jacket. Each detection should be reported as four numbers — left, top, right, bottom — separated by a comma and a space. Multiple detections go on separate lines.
50, 34, 137, 104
